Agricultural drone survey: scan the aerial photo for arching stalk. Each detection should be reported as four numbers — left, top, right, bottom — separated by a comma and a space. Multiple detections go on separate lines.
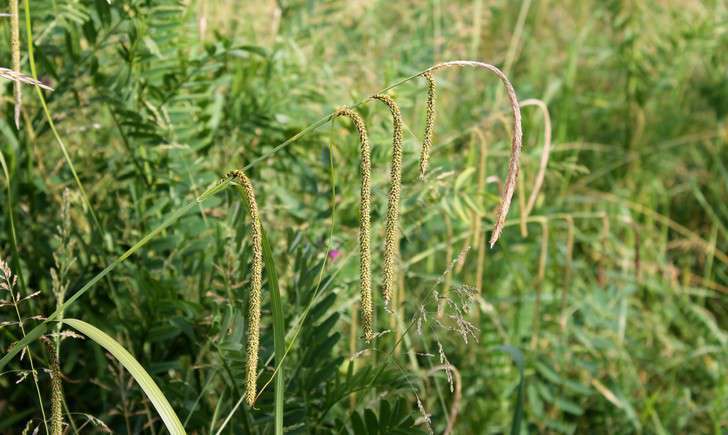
518, 98, 552, 237
420, 61, 523, 248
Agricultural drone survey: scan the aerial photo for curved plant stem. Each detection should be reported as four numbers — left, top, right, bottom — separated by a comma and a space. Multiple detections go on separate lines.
0, 152, 26, 293
423, 61, 523, 248
518, 98, 552, 236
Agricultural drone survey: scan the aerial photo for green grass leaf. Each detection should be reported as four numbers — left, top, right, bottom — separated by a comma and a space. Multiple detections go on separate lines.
497, 345, 526, 435
62, 318, 186, 435
262, 230, 285, 435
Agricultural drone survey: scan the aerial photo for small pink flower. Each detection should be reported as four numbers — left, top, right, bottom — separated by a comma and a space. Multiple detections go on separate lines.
328, 249, 342, 262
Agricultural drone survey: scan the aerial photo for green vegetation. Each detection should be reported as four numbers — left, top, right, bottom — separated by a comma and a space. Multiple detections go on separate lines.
1, 1, 726, 433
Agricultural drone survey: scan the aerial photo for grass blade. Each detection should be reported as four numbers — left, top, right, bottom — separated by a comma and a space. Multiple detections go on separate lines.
0, 151, 26, 293
261, 230, 285, 435
22, 0, 103, 233
497, 345, 525, 435
0, 180, 231, 371
62, 318, 186, 435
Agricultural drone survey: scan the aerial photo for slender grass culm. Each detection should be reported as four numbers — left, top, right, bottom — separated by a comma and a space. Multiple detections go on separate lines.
372, 94, 403, 310
227, 170, 264, 406
334, 108, 375, 342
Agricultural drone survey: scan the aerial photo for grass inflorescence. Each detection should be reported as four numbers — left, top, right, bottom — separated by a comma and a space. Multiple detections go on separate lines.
334, 107, 375, 342
419, 72, 436, 179
372, 94, 404, 310
227, 169, 264, 406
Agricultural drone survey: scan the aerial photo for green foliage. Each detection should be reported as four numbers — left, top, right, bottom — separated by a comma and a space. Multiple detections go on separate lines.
1, 1, 726, 434
338, 399, 428, 435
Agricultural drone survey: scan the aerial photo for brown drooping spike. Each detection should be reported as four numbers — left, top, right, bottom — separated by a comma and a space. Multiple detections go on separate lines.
422, 61, 523, 248
334, 108, 375, 342
372, 94, 403, 310
228, 170, 263, 406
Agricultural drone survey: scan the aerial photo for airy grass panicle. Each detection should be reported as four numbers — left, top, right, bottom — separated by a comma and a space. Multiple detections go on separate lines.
419, 72, 436, 179
228, 170, 263, 406
335, 107, 374, 342
372, 94, 403, 310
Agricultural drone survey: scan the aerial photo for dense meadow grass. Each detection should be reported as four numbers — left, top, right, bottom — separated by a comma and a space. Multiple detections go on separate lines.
0, 0, 726, 433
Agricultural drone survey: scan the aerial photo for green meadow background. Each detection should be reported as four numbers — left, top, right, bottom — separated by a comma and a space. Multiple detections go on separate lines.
0, 0, 726, 433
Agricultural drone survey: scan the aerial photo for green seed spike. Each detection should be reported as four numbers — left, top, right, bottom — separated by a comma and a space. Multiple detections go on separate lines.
335, 108, 374, 342
420, 72, 436, 179
228, 170, 263, 406
372, 94, 403, 310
